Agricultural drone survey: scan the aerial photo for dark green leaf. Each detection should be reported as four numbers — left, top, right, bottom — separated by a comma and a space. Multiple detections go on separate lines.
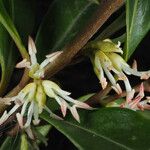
124, 0, 150, 60
41, 108, 150, 150
0, 136, 20, 150
36, 0, 99, 61
0, 0, 35, 95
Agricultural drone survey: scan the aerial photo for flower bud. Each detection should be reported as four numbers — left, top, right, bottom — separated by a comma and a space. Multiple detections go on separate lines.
35, 84, 46, 113
21, 83, 37, 101
106, 53, 129, 72
42, 80, 60, 98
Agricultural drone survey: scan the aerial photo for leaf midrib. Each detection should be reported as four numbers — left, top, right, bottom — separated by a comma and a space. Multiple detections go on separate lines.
52, 2, 93, 51
51, 119, 133, 150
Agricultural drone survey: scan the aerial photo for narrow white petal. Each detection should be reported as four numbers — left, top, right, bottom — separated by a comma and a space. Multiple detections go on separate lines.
60, 100, 68, 117
55, 89, 71, 96
0, 111, 9, 125
16, 59, 30, 68
21, 100, 29, 116
126, 89, 135, 103
28, 36, 37, 65
123, 65, 150, 79
94, 56, 107, 89
122, 74, 132, 92
70, 106, 80, 123
8, 104, 20, 116
40, 58, 50, 69
46, 51, 63, 59
40, 51, 62, 69
33, 103, 40, 125
103, 65, 122, 94
16, 113, 24, 129
111, 83, 122, 95
24, 101, 34, 128
72, 100, 92, 110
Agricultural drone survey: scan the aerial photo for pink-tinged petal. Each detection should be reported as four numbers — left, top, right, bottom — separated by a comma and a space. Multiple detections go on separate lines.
129, 97, 143, 109
137, 103, 144, 111
39, 51, 63, 68
73, 100, 93, 110
140, 73, 150, 80
132, 60, 137, 71
126, 89, 135, 103
16, 59, 30, 68
60, 100, 68, 117
135, 83, 144, 99
46, 51, 63, 60
28, 36, 37, 54
28, 36, 37, 65
100, 77, 108, 89
70, 106, 80, 123
16, 113, 24, 129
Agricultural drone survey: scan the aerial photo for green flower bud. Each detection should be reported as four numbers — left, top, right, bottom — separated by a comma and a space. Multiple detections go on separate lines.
86, 39, 123, 54
106, 52, 129, 72
21, 83, 37, 101
42, 80, 60, 98
35, 84, 46, 113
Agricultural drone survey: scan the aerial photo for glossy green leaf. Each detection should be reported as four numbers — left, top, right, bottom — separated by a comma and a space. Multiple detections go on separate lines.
124, 0, 150, 60
42, 108, 150, 150
0, 0, 35, 95
36, 124, 52, 136
36, 0, 99, 61
0, 136, 20, 150
0, 0, 28, 57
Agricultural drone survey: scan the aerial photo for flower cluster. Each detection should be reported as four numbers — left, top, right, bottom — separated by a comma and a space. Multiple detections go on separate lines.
0, 37, 91, 133
121, 83, 150, 111
88, 39, 150, 103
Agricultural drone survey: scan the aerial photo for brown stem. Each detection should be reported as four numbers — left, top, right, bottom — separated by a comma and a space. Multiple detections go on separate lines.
86, 84, 112, 106
6, 69, 30, 97
44, 0, 124, 79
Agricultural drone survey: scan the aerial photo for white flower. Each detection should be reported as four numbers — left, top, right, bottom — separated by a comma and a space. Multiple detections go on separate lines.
91, 39, 150, 102
0, 37, 92, 130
